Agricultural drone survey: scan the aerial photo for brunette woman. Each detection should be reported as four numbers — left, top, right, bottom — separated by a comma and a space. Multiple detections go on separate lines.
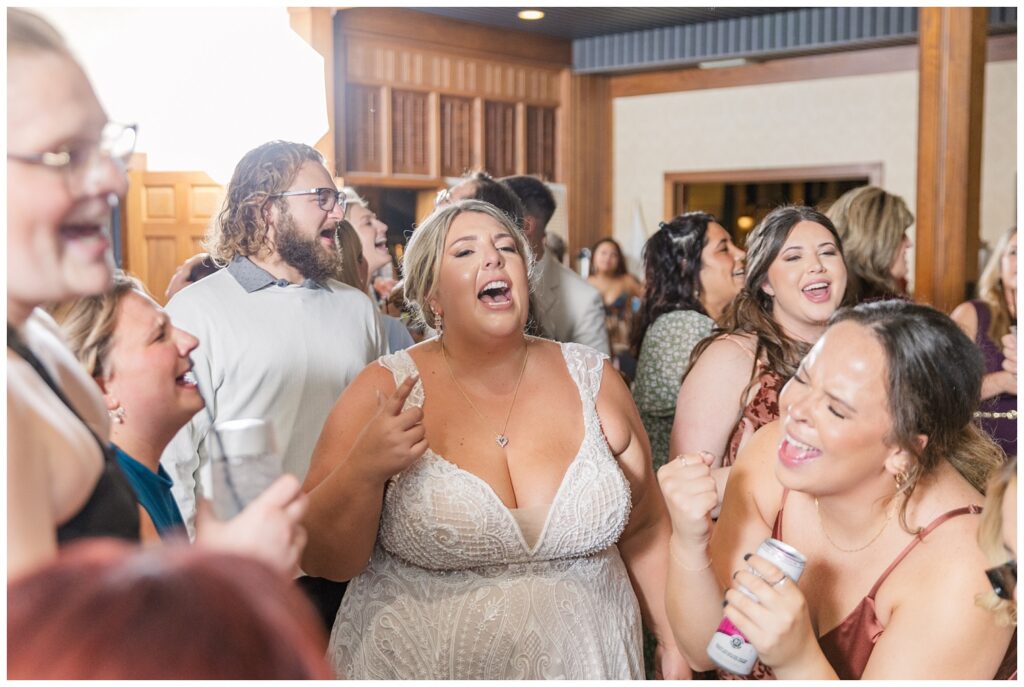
669, 206, 847, 472
661, 300, 1013, 679
631, 213, 745, 472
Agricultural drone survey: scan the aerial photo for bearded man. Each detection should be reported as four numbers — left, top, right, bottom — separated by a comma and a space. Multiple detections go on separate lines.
161, 141, 386, 536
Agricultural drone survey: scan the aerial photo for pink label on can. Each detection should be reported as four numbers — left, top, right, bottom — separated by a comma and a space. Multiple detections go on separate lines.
716, 616, 748, 642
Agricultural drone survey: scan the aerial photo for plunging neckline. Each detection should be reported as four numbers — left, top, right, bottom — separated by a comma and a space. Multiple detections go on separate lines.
396, 343, 599, 556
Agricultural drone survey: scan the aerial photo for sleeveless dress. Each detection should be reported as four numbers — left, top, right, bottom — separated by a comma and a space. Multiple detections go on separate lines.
328, 342, 644, 679
970, 301, 1017, 456
722, 336, 784, 467
720, 490, 1016, 680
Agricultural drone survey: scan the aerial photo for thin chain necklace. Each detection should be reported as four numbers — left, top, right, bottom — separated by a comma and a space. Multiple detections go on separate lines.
440, 337, 530, 449
814, 496, 896, 553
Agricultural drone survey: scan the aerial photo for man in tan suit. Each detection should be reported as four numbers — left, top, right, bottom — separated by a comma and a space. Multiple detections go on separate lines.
502, 175, 610, 355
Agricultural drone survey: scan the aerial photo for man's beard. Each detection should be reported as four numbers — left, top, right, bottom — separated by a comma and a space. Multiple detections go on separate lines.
275, 211, 343, 283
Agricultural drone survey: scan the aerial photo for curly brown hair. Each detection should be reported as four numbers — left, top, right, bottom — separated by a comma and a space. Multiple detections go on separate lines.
205, 141, 324, 262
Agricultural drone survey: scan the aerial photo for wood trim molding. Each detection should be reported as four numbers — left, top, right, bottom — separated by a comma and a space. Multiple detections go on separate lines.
662, 163, 884, 222
336, 8, 571, 67
611, 34, 1015, 99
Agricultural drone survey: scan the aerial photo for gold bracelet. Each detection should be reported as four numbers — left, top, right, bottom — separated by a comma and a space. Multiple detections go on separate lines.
670, 545, 713, 572
974, 410, 1018, 420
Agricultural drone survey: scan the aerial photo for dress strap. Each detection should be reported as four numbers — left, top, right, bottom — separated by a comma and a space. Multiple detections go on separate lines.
970, 301, 991, 345
719, 334, 757, 360
377, 349, 425, 410
772, 488, 791, 539
560, 342, 607, 407
866, 505, 982, 599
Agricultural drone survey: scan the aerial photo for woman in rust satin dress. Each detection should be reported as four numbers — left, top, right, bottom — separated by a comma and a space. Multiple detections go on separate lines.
660, 301, 1014, 679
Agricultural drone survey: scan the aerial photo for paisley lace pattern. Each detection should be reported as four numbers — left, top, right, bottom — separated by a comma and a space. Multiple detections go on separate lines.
328, 342, 643, 679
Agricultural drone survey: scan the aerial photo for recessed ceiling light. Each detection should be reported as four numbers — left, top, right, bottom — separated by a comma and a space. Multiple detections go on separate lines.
698, 58, 750, 70
518, 10, 545, 21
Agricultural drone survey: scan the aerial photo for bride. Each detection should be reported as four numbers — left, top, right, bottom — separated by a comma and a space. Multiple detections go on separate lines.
301, 199, 688, 679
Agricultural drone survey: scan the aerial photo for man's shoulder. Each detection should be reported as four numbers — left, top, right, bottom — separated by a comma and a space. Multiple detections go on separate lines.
319, 280, 380, 312
166, 268, 241, 309
551, 260, 602, 302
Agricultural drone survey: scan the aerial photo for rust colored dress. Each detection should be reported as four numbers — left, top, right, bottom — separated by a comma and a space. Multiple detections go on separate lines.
718, 490, 1017, 680
723, 367, 784, 467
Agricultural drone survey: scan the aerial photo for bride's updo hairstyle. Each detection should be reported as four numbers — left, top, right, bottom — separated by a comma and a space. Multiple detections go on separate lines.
402, 199, 535, 331
829, 300, 1005, 529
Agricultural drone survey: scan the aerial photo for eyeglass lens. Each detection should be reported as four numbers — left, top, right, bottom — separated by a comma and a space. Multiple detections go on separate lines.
986, 559, 1017, 600
315, 188, 348, 214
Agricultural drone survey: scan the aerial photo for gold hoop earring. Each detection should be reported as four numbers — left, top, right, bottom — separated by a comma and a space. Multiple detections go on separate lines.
894, 470, 909, 491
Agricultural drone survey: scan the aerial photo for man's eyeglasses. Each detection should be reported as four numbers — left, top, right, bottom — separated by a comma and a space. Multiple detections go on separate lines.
270, 187, 348, 215
7, 121, 137, 191
986, 559, 1016, 600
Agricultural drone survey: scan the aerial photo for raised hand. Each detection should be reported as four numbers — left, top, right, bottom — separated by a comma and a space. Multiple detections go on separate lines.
349, 374, 428, 484
658, 451, 719, 552
1001, 331, 1016, 377
195, 473, 308, 577
723, 553, 817, 676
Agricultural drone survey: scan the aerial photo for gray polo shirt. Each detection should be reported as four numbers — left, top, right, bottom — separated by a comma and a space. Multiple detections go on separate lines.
161, 257, 387, 536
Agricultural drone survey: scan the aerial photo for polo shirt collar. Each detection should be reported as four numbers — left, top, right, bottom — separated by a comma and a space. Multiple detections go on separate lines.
227, 256, 327, 292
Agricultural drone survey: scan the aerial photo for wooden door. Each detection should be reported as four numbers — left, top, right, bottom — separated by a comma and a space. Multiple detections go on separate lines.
125, 169, 224, 304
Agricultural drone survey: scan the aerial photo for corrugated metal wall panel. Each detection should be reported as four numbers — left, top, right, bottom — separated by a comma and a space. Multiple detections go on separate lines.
574, 6, 1014, 73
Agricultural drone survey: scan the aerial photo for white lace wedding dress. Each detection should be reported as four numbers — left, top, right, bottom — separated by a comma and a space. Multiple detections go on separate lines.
328, 342, 644, 679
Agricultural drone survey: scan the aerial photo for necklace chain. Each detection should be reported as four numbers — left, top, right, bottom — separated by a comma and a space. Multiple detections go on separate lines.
814, 496, 896, 553
440, 337, 530, 449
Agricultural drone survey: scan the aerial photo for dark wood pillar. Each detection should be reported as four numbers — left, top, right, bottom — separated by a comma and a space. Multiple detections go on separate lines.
914, 7, 987, 312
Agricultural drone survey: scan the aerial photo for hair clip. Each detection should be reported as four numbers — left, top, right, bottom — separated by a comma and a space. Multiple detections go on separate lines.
658, 221, 668, 230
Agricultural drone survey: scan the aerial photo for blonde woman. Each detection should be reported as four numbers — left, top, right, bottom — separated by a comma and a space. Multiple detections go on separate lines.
951, 226, 1017, 455
302, 199, 688, 679
826, 185, 914, 302
978, 457, 1016, 619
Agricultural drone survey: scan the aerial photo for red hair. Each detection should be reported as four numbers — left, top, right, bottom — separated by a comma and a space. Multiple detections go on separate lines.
8, 539, 333, 679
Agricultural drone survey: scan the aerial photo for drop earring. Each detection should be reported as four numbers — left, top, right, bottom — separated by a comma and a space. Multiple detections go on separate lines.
108, 405, 126, 424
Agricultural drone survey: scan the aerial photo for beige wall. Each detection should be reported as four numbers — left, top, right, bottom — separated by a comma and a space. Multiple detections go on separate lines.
613, 59, 1017, 285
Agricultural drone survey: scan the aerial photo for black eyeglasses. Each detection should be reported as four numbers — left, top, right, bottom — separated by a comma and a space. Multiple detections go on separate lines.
986, 559, 1017, 600
270, 187, 348, 215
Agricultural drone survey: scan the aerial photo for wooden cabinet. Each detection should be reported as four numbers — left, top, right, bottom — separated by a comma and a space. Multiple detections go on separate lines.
334, 8, 569, 186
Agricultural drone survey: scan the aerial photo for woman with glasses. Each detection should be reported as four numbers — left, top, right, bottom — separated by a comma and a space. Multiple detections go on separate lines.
7, 8, 142, 579
660, 300, 1014, 679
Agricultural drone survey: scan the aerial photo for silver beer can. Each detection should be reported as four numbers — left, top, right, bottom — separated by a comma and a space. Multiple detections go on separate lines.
706, 538, 807, 675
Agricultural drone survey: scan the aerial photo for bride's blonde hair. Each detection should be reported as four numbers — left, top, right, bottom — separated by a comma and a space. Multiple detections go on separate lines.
402, 199, 535, 331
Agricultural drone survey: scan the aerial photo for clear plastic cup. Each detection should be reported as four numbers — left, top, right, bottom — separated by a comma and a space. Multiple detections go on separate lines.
209, 418, 282, 520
